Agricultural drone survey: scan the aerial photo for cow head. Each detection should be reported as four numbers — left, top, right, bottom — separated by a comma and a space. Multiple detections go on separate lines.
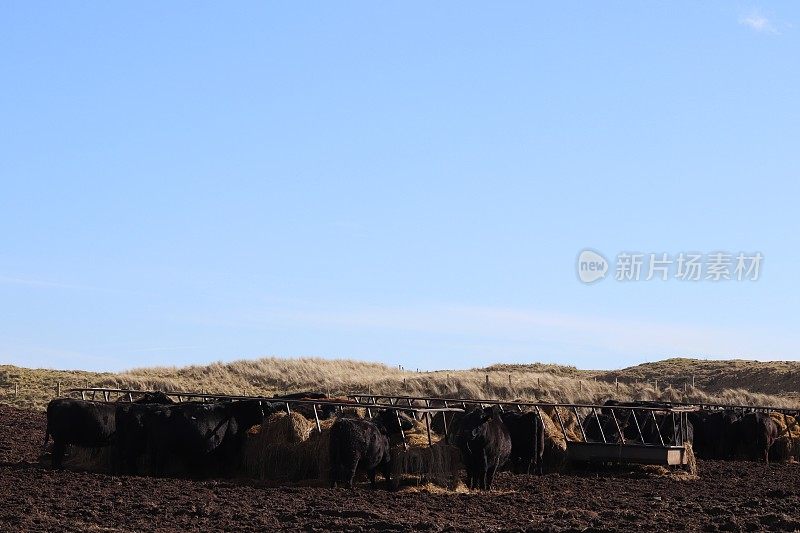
133, 391, 175, 405
472, 406, 502, 437
374, 409, 415, 436
455, 405, 500, 442
228, 400, 266, 429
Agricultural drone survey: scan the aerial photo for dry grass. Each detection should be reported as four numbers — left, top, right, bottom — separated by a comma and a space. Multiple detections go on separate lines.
2, 357, 799, 412
599, 358, 800, 401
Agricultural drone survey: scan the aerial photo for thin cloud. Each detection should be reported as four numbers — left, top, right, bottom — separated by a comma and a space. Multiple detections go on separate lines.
186, 303, 800, 363
127, 345, 201, 353
0, 274, 95, 290
739, 10, 779, 34
0, 273, 124, 292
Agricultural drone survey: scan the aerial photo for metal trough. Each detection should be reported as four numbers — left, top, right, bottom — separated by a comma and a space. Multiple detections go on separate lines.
567, 442, 690, 466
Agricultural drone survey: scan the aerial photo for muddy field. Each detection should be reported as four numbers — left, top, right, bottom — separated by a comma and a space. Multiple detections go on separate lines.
1, 405, 799, 532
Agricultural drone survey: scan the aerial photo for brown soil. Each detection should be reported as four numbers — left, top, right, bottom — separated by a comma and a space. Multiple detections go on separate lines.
1, 405, 799, 532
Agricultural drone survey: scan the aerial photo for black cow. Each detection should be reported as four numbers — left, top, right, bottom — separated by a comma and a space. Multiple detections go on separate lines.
582, 412, 625, 443
113, 391, 175, 404
599, 400, 685, 444
118, 398, 280, 476
274, 392, 339, 421
635, 411, 693, 446
500, 411, 544, 475
373, 409, 414, 442
329, 417, 392, 489
45, 398, 117, 469
454, 406, 511, 490
144, 400, 266, 476
689, 409, 742, 459
433, 407, 467, 438
134, 391, 175, 404
731, 412, 779, 463
114, 402, 152, 474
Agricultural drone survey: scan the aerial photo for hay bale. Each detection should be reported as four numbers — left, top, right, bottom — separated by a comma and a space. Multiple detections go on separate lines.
539, 406, 583, 440
295, 419, 334, 481
241, 417, 333, 483
769, 413, 800, 439
262, 411, 313, 444
389, 442, 461, 489
241, 412, 313, 480
769, 413, 800, 462
396, 419, 443, 448
538, 408, 570, 471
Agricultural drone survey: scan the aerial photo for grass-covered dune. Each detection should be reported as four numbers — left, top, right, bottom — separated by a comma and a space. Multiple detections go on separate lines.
2, 356, 798, 411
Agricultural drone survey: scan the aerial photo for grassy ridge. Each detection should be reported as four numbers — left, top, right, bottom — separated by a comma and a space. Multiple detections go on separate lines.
1, 357, 798, 411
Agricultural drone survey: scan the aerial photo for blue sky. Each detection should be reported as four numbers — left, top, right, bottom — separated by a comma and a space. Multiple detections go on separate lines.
1, 2, 798, 372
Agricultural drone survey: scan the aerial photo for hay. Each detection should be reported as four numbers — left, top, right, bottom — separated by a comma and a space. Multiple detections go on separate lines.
684, 441, 698, 476
389, 442, 461, 489
295, 419, 333, 481
262, 411, 313, 444
637, 464, 698, 481
538, 409, 570, 471
398, 480, 469, 494
241, 417, 333, 483
62, 445, 115, 473
769, 413, 800, 462
399, 419, 443, 447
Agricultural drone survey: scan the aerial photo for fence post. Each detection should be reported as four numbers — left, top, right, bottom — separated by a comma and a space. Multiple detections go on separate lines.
579, 380, 582, 392
654, 379, 658, 392
508, 374, 511, 388
691, 375, 695, 388
537, 377, 540, 387
485, 374, 489, 393
615, 377, 619, 393
14, 383, 18, 397
57, 382, 61, 397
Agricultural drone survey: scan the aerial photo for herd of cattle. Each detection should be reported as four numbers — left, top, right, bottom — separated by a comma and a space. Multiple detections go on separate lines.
584, 400, 793, 463
43, 394, 799, 491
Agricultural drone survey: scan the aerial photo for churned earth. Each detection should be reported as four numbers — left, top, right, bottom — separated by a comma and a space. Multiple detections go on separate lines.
1, 405, 798, 532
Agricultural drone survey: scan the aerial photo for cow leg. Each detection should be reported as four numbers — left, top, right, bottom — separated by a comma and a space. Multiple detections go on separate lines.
486, 461, 499, 491
368, 468, 377, 489
346, 453, 360, 489
478, 453, 489, 490
330, 465, 338, 488
380, 459, 392, 489
51, 440, 66, 469
465, 463, 475, 490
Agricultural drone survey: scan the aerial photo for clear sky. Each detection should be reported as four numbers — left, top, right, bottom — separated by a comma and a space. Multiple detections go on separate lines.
1, 2, 798, 372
